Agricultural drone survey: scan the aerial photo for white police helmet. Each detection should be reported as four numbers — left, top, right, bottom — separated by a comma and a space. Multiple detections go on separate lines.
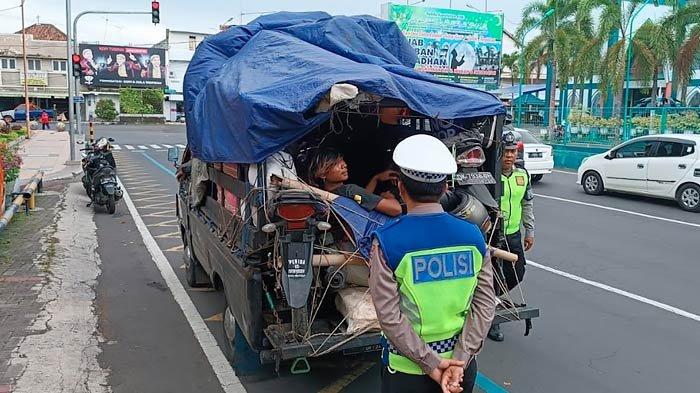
393, 134, 457, 183
95, 137, 110, 150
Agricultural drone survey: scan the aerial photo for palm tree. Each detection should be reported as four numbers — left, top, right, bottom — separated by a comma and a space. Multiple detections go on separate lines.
516, 0, 579, 127
663, 2, 700, 103
585, 0, 657, 115
501, 52, 519, 88
631, 19, 674, 107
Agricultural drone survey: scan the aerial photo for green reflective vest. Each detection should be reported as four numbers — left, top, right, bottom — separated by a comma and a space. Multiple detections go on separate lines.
501, 168, 529, 236
388, 245, 483, 374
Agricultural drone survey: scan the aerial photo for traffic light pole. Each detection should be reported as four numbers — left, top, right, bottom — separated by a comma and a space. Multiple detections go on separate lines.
71, 10, 151, 146
65, 0, 76, 161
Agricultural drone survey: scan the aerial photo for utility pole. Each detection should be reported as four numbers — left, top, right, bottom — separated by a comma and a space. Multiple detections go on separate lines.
20, 0, 31, 139
65, 0, 76, 160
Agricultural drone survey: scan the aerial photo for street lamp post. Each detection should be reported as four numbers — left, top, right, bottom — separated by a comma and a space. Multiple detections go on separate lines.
622, 0, 657, 140
516, 9, 554, 127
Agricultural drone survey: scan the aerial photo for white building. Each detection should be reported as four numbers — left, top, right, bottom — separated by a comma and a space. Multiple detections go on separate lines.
157, 29, 210, 121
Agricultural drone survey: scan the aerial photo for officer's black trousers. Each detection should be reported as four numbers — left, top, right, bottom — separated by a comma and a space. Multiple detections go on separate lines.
380, 358, 477, 393
495, 230, 526, 295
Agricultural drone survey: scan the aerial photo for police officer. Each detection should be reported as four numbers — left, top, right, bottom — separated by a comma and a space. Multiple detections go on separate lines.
369, 134, 496, 393
488, 130, 535, 342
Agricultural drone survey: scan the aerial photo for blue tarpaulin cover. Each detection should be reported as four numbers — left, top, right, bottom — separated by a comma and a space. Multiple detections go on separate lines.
184, 12, 505, 164
329, 196, 398, 259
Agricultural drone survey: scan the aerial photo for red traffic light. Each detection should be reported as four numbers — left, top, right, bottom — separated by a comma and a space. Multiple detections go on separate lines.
71, 54, 81, 63
151, 1, 159, 10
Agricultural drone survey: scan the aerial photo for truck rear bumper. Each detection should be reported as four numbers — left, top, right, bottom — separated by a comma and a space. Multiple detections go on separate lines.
259, 305, 540, 364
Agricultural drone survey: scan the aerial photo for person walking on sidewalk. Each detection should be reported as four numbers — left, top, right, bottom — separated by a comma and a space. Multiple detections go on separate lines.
40, 110, 50, 130
369, 134, 496, 393
488, 131, 535, 342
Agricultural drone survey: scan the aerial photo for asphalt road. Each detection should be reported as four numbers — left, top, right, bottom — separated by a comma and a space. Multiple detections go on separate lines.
92, 124, 700, 393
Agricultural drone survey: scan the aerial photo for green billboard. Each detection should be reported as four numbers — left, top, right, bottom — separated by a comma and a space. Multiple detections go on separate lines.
384, 3, 504, 87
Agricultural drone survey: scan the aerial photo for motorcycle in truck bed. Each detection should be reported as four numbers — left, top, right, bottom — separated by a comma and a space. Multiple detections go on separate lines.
177, 11, 539, 375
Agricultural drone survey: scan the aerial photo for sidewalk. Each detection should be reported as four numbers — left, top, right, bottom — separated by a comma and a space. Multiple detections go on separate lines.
16, 130, 81, 182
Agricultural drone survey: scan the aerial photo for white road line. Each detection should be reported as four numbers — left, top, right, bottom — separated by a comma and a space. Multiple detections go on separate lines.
535, 193, 700, 229
150, 144, 161, 149
138, 145, 149, 150
163, 144, 173, 148
125, 145, 135, 150
176, 144, 186, 148
112, 144, 121, 150
553, 169, 577, 175
528, 260, 700, 323
118, 178, 246, 392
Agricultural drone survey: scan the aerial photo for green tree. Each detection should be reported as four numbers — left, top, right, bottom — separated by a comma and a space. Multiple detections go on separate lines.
517, 0, 579, 126
501, 52, 519, 88
631, 19, 674, 107
94, 99, 118, 121
664, 2, 700, 103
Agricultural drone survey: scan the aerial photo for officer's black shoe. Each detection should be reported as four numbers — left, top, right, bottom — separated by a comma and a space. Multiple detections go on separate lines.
488, 324, 504, 342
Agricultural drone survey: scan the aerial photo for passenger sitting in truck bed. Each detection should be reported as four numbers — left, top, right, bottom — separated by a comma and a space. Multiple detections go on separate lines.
308, 149, 402, 217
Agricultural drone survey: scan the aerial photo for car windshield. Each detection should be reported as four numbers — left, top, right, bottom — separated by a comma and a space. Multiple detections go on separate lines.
518, 130, 541, 144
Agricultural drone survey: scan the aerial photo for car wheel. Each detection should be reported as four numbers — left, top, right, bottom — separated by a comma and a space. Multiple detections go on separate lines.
222, 299, 237, 364
582, 171, 604, 195
3, 115, 13, 124
676, 184, 700, 212
183, 239, 207, 287
531, 174, 543, 183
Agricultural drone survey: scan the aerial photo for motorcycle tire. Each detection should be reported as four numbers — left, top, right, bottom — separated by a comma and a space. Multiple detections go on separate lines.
106, 195, 116, 214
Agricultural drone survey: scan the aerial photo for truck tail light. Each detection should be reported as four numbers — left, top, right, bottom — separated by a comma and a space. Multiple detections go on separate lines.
456, 146, 486, 168
277, 204, 314, 230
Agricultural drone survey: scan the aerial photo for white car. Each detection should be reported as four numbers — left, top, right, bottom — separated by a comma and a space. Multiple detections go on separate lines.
513, 127, 554, 183
577, 135, 700, 212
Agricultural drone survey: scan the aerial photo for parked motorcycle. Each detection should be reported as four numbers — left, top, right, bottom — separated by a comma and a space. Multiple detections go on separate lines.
81, 137, 122, 214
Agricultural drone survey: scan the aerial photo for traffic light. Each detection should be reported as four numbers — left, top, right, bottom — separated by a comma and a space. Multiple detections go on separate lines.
151, 1, 160, 24
71, 53, 82, 78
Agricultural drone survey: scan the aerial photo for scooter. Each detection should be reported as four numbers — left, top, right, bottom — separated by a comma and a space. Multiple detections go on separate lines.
81, 137, 122, 214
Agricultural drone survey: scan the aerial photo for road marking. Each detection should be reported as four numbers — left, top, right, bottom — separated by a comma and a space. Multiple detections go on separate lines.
553, 169, 577, 175
476, 372, 509, 393
176, 144, 186, 148
150, 144, 161, 149
535, 193, 700, 229
318, 362, 375, 393
138, 145, 149, 150
204, 313, 224, 322
118, 178, 246, 392
164, 244, 185, 252
140, 151, 176, 176
155, 231, 181, 239
163, 144, 174, 148
529, 259, 700, 323
112, 144, 121, 150
125, 145, 135, 150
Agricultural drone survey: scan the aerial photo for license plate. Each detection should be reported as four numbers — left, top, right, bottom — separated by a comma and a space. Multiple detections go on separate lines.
454, 171, 496, 185
286, 242, 309, 279
529, 152, 543, 158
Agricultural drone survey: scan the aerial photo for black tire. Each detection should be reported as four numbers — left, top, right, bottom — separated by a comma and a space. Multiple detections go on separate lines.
676, 183, 700, 212
3, 115, 13, 124
183, 238, 207, 287
531, 174, 544, 183
106, 195, 116, 214
582, 171, 604, 195
222, 296, 237, 364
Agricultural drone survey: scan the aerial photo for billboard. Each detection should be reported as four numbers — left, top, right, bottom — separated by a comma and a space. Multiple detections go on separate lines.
384, 4, 504, 87
78, 44, 166, 88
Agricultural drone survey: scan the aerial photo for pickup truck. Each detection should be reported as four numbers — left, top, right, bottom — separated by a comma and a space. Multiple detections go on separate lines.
1, 104, 55, 123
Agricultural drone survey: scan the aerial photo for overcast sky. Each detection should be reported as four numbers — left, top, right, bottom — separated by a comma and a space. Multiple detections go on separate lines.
0, 0, 673, 47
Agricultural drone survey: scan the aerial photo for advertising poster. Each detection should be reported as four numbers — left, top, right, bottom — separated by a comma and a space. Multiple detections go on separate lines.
385, 4, 504, 86
78, 44, 166, 88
